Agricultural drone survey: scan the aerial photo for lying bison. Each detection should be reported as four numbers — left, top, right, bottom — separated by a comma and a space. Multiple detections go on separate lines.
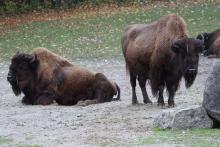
122, 14, 204, 107
7, 47, 120, 106
197, 29, 220, 58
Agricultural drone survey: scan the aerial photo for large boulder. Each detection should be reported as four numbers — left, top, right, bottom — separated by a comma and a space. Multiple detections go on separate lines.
203, 60, 220, 124
154, 105, 213, 129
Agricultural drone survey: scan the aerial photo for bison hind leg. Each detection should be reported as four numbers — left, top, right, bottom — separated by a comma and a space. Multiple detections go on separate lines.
33, 92, 55, 105
56, 96, 78, 105
22, 96, 33, 105
137, 75, 152, 104
130, 72, 138, 104
166, 84, 178, 107
157, 85, 165, 107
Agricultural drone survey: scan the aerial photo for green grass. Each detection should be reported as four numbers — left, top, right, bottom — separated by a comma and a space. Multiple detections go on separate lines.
16, 144, 42, 147
138, 128, 220, 147
98, 128, 220, 147
0, 136, 41, 147
0, 2, 220, 62
0, 136, 13, 145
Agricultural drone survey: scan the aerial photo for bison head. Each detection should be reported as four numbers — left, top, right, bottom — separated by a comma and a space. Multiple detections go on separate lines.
196, 33, 209, 55
196, 33, 209, 43
171, 38, 204, 88
7, 52, 39, 96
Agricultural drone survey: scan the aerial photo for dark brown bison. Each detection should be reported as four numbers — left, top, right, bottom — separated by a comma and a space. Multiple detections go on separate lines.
7, 47, 120, 106
122, 14, 204, 107
197, 29, 220, 58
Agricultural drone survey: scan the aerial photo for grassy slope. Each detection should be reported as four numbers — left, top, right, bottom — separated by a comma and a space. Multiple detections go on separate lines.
138, 128, 220, 147
0, 2, 220, 61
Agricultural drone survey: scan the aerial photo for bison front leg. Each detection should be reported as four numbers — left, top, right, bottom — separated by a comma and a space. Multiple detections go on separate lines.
137, 76, 152, 104
130, 72, 138, 104
167, 84, 178, 107
22, 96, 33, 105
157, 85, 165, 107
33, 92, 55, 105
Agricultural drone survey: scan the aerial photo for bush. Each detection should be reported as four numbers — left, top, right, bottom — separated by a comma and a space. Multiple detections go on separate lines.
0, 0, 152, 15
4, 0, 17, 14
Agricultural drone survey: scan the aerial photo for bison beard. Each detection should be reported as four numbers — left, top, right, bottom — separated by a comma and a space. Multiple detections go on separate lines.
122, 14, 204, 107
7, 48, 120, 106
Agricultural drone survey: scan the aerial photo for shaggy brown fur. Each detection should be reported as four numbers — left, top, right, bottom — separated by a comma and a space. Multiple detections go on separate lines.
197, 29, 220, 58
122, 14, 203, 107
7, 47, 120, 106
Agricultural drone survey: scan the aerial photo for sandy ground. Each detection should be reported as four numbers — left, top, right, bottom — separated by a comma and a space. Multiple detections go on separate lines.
0, 56, 215, 147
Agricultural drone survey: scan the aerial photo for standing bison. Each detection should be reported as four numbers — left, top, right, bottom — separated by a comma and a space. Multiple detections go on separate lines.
7, 47, 120, 106
197, 29, 220, 58
122, 14, 204, 107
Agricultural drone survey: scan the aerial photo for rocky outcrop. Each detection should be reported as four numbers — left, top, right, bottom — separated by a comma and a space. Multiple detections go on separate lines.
154, 105, 213, 129
203, 60, 220, 124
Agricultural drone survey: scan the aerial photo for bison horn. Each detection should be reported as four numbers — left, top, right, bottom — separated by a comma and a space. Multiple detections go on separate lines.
29, 54, 39, 70
197, 34, 205, 42
30, 54, 36, 63
171, 38, 183, 54
112, 82, 120, 101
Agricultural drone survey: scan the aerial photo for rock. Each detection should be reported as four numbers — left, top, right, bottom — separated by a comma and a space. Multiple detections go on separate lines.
154, 105, 213, 129
203, 60, 220, 124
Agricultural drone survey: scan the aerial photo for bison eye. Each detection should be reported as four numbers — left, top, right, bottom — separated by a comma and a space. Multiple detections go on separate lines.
18, 63, 29, 70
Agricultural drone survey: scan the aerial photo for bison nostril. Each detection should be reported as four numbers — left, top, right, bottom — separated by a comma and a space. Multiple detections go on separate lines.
188, 69, 196, 71
7, 74, 15, 82
7, 76, 12, 80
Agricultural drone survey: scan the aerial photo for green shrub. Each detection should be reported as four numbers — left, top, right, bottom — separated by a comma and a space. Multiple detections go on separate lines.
4, 0, 17, 14
18, 2, 31, 13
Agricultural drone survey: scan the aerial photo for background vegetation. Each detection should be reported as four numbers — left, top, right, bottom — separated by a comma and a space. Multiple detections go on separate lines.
1, 0, 155, 15
0, 1, 220, 61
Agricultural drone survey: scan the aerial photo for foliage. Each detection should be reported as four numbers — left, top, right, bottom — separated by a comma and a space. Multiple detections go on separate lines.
1, 2, 220, 62
0, 0, 162, 15
1, 0, 31, 15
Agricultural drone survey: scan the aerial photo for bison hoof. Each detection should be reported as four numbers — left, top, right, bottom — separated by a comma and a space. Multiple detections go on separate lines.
144, 99, 153, 104
35, 98, 53, 105
22, 96, 32, 105
157, 102, 165, 107
132, 99, 138, 105
168, 101, 175, 107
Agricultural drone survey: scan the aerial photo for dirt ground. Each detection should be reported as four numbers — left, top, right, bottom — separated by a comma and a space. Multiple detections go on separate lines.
0, 56, 215, 147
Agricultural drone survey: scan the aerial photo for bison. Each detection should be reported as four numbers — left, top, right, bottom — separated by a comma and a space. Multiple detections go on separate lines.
122, 14, 204, 107
197, 29, 220, 58
7, 47, 120, 106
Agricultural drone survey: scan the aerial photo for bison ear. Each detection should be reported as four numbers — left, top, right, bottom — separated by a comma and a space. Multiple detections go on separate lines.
171, 39, 184, 54
29, 54, 39, 70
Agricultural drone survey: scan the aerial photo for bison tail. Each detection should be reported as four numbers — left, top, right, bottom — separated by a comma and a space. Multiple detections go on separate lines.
150, 66, 162, 97
125, 62, 129, 75
112, 83, 120, 101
